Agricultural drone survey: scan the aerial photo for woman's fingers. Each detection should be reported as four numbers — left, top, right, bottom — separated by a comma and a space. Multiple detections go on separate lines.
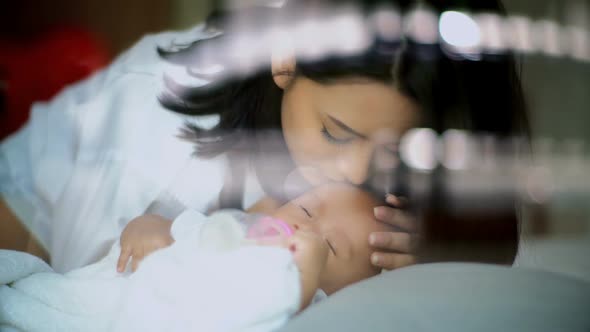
371, 195, 419, 270
117, 246, 132, 273
385, 194, 408, 208
370, 252, 416, 270
369, 231, 417, 253
374, 206, 417, 232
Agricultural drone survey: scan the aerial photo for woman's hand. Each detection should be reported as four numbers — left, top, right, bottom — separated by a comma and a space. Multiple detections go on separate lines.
117, 214, 174, 273
369, 194, 419, 270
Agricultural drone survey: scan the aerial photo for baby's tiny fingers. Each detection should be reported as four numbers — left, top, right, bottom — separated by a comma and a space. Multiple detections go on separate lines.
371, 252, 416, 270
153, 236, 174, 249
131, 253, 144, 272
117, 246, 132, 273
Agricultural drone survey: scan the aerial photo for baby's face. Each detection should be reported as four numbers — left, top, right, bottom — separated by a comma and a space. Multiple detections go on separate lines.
271, 183, 391, 294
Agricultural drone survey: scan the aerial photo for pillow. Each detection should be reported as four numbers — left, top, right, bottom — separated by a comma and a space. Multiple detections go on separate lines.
278, 263, 590, 332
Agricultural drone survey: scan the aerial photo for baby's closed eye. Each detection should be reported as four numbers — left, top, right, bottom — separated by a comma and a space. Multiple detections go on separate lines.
299, 205, 313, 218
324, 230, 353, 260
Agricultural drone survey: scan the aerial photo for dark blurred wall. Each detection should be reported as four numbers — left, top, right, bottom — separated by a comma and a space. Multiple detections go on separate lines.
504, 0, 590, 236
1, 0, 174, 55
504, 0, 590, 148
172, 0, 213, 29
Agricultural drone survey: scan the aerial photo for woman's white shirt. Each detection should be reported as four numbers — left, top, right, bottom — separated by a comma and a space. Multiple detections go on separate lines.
0, 24, 265, 272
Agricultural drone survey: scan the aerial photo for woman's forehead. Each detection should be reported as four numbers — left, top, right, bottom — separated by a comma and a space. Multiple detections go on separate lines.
300, 77, 420, 133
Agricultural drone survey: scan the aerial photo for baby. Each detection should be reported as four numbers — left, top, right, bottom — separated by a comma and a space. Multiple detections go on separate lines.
118, 182, 392, 309
0, 183, 393, 332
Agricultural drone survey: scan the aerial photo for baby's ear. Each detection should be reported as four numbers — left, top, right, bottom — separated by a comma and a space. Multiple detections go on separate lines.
271, 33, 295, 89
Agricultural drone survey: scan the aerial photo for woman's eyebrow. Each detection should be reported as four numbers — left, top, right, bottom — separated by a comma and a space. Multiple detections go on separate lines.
327, 115, 367, 139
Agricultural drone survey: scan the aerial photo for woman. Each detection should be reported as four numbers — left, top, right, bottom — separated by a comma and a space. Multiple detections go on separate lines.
0, 0, 527, 272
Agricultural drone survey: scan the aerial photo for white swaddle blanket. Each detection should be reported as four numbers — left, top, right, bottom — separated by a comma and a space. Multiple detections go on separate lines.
0, 210, 302, 332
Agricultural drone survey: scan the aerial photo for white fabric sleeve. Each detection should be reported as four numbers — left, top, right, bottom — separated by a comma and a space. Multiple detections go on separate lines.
0, 23, 232, 273
0, 24, 157, 240
0, 23, 211, 214
0, 66, 111, 243
170, 209, 209, 242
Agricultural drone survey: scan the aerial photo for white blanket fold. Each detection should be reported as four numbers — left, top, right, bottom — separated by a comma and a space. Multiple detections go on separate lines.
0, 210, 301, 332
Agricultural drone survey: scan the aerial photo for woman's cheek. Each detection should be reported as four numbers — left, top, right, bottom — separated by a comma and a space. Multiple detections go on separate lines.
287, 130, 319, 161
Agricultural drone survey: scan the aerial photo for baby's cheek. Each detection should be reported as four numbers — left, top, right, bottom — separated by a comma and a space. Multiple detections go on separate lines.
319, 255, 358, 293
327, 256, 376, 291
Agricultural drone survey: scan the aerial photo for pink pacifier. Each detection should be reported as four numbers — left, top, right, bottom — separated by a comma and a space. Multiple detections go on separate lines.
246, 217, 294, 240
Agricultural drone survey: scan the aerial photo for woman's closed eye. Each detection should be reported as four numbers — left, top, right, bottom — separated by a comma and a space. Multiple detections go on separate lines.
321, 125, 354, 145
298, 203, 335, 255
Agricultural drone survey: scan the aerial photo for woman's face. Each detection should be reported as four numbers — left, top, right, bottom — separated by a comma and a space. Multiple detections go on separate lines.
281, 76, 419, 188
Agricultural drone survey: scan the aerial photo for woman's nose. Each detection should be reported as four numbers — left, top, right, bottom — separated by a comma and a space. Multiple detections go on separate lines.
338, 143, 372, 185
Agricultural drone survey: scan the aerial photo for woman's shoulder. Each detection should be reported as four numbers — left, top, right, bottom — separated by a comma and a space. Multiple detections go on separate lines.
53, 23, 211, 109
114, 23, 209, 76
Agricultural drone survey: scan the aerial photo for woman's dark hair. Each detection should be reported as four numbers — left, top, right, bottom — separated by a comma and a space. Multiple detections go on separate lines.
158, 0, 529, 265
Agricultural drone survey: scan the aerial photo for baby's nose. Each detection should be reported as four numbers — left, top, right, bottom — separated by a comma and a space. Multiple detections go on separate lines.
291, 220, 317, 234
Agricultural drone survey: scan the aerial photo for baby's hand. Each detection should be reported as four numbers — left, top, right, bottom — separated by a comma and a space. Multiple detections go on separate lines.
287, 231, 329, 309
117, 214, 174, 273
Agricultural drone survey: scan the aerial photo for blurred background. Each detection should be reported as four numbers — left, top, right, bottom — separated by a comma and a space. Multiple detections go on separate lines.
0, 0, 589, 279
1, 0, 588, 141
0, 0, 211, 54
